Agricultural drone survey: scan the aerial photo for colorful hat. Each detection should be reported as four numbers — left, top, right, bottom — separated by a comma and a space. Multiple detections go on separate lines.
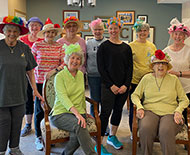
89, 18, 103, 29
63, 16, 82, 32
63, 43, 82, 55
149, 49, 172, 70
106, 16, 123, 28
37, 18, 62, 38
168, 17, 190, 37
0, 16, 29, 35
26, 17, 43, 29
133, 19, 149, 32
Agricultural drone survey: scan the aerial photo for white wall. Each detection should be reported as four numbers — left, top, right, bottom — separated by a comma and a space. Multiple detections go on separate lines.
0, 0, 8, 39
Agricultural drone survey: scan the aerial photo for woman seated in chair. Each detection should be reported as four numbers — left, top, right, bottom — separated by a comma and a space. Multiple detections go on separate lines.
131, 49, 189, 155
50, 44, 97, 155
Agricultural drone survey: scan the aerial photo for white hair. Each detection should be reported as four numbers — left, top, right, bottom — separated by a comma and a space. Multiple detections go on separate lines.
3, 24, 21, 34
64, 51, 84, 66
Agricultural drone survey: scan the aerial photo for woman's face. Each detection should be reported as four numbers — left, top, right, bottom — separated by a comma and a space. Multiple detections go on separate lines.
92, 24, 104, 40
28, 21, 42, 35
68, 53, 81, 72
108, 24, 120, 38
171, 31, 186, 44
4, 26, 20, 44
136, 28, 149, 40
153, 62, 168, 77
44, 30, 57, 42
65, 22, 78, 35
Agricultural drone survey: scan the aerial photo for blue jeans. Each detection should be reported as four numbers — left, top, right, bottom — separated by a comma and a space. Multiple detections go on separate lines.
87, 76, 101, 117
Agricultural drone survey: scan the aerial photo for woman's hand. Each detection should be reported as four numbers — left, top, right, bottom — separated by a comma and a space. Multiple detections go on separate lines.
75, 113, 87, 128
110, 85, 119, 95
118, 85, 127, 94
86, 113, 94, 119
168, 70, 179, 77
136, 109, 145, 119
174, 111, 183, 125
45, 70, 55, 80
33, 89, 44, 102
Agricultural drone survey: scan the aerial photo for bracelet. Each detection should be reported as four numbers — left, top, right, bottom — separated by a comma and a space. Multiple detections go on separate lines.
55, 68, 59, 72
179, 71, 182, 77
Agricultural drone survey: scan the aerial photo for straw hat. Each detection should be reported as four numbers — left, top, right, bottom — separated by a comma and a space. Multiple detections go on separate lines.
0, 16, 29, 35
149, 49, 172, 71
37, 18, 62, 38
63, 16, 82, 33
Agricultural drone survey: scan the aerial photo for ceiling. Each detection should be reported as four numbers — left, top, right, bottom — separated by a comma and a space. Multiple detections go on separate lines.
157, 0, 190, 3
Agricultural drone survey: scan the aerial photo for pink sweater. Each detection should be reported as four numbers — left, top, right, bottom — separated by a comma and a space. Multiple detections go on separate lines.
32, 40, 65, 83
57, 37, 86, 73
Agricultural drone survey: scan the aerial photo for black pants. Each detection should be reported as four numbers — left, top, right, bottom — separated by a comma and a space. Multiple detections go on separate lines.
183, 93, 190, 125
25, 81, 34, 115
129, 83, 137, 132
100, 84, 128, 136
34, 84, 44, 137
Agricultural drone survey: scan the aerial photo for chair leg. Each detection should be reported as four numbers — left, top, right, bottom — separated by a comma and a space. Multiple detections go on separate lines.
45, 139, 51, 155
188, 143, 190, 155
132, 129, 138, 155
97, 135, 101, 155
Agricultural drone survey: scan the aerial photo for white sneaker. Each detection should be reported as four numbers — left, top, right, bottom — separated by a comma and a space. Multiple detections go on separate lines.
35, 137, 43, 151
130, 135, 133, 141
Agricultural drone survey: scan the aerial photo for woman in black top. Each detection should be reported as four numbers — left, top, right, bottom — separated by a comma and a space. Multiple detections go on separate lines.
96, 17, 133, 154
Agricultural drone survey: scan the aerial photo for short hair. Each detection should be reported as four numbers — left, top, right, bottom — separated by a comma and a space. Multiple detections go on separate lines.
89, 18, 104, 30
136, 23, 150, 32
64, 51, 84, 66
3, 24, 21, 34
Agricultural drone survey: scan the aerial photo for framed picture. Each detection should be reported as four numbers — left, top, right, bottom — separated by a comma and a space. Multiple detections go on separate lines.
14, 9, 26, 20
94, 16, 112, 33
120, 27, 129, 39
137, 15, 148, 23
131, 26, 155, 43
63, 10, 80, 21
116, 11, 135, 25
84, 35, 94, 41
81, 20, 91, 32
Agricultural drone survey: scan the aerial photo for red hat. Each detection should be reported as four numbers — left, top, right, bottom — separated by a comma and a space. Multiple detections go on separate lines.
0, 16, 29, 35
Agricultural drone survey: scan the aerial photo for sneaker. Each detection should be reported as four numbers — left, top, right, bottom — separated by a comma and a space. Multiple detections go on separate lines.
130, 135, 133, 141
8, 147, 24, 155
95, 145, 112, 155
105, 126, 110, 136
107, 135, 123, 150
35, 137, 44, 151
20, 125, 32, 137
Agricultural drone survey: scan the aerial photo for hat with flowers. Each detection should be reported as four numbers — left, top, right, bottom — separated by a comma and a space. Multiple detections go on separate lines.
133, 19, 149, 32
149, 49, 172, 70
168, 17, 190, 37
37, 18, 62, 38
0, 16, 29, 35
63, 43, 82, 55
63, 16, 82, 32
106, 16, 123, 28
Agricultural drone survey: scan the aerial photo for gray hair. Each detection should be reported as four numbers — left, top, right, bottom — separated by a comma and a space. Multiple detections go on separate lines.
3, 24, 21, 34
136, 23, 150, 32
64, 51, 84, 66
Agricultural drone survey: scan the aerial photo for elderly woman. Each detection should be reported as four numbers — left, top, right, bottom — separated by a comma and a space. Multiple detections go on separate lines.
0, 16, 43, 155
86, 18, 106, 117
31, 18, 65, 151
19, 17, 43, 137
131, 49, 189, 155
97, 17, 133, 154
57, 16, 86, 74
128, 19, 157, 136
50, 44, 97, 155
163, 17, 190, 125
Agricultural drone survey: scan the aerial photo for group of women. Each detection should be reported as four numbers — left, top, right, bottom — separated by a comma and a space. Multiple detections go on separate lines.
0, 14, 190, 155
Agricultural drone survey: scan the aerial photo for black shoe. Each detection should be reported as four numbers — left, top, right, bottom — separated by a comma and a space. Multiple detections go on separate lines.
105, 132, 109, 136
61, 151, 65, 155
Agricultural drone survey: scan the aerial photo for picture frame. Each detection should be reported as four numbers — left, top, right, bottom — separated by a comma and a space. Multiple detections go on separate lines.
116, 11, 135, 25
84, 35, 94, 42
81, 20, 91, 32
131, 26, 155, 43
14, 9, 26, 20
63, 10, 80, 21
137, 15, 148, 23
94, 16, 112, 33
120, 27, 129, 39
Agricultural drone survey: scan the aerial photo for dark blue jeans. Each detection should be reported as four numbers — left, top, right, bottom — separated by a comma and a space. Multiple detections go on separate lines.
87, 76, 101, 117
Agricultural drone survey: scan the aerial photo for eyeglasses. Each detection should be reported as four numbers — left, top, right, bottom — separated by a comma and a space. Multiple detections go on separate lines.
93, 29, 103, 31
154, 62, 168, 65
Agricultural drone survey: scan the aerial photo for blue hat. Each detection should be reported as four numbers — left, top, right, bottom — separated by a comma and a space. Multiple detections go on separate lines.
26, 17, 43, 29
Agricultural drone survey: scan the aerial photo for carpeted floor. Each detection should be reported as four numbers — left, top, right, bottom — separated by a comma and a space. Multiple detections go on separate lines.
7, 91, 188, 155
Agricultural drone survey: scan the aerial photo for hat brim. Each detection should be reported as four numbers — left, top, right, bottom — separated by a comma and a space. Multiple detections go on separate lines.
63, 21, 83, 33
37, 28, 63, 38
149, 59, 172, 71
0, 23, 29, 35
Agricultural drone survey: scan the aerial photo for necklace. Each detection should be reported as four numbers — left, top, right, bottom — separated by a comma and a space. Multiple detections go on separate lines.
8, 46, 16, 54
154, 75, 165, 91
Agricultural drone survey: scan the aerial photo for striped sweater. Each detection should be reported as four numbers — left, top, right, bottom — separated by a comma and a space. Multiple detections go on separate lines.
32, 40, 65, 84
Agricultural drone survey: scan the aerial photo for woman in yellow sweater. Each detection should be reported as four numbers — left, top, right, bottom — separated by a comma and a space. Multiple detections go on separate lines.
131, 49, 189, 155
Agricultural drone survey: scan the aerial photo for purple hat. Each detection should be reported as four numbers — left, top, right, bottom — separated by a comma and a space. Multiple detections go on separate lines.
26, 17, 43, 28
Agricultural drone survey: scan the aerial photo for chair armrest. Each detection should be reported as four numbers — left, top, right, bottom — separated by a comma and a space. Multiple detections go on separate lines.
85, 97, 101, 129
41, 101, 51, 132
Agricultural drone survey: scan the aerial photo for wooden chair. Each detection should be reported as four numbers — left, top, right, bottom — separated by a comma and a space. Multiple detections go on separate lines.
132, 105, 190, 155
40, 73, 101, 155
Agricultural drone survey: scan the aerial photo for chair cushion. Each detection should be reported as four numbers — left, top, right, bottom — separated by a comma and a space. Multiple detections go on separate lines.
41, 117, 97, 140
